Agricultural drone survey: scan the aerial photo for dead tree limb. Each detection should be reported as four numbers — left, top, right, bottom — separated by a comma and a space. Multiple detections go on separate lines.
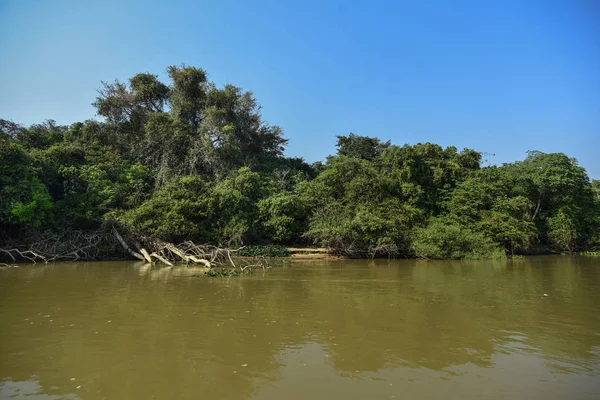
139, 248, 153, 264
150, 252, 173, 267
112, 227, 145, 261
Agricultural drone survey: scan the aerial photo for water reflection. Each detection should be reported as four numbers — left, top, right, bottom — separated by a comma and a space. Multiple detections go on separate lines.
0, 256, 599, 399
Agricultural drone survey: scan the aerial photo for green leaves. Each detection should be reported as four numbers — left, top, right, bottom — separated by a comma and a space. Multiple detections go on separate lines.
546, 207, 579, 252
2, 64, 599, 259
412, 219, 506, 260
258, 192, 309, 243
8, 178, 53, 227
120, 176, 210, 242
237, 245, 290, 257
0, 141, 54, 227
336, 133, 390, 160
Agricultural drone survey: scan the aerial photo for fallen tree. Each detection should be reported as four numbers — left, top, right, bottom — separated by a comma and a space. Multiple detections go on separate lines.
0, 228, 121, 264
0, 223, 270, 272
116, 231, 268, 271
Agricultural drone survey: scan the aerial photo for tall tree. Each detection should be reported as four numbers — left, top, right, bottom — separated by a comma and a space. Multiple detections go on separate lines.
336, 133, 390, 160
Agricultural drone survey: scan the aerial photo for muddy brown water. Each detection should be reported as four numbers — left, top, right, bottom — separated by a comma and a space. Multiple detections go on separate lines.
1, 256, 599, 399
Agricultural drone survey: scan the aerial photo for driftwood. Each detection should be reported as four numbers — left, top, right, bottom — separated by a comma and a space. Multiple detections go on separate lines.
325, 238, 402, 259
139, 248, 153, 264
0, 229, 122, 263
0, 224, 269, 272
1, 248, 46, 263
110, 227, 267, 271
112, 227, 145, 261
149, 252, 173, 266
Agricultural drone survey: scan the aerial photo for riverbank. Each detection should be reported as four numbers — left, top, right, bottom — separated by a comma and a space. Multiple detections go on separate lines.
0, 227, 595, 267
287, 247, 344, 261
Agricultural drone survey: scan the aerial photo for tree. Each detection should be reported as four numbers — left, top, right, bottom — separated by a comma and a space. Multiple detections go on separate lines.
510, 151, 598, 252
3, 63, 599, 260
592, 179, 600, 200
129, 73, 170, 113
381, 143, 481, 214
0, 119, 24, 140
446, 167, 537, 254
336, 133, 390, 160
0, 141, 53, 227
168, 64, 210, 129
121, 176, 211, 242
412, 218, 505, 259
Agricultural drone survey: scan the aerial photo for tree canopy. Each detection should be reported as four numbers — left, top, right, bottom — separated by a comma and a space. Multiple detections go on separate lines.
1, 64, 598, 258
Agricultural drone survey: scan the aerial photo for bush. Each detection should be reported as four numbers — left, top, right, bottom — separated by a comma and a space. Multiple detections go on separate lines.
205, 268, 245, 277
0, 141, 54, 227
120, 176, 210, 242
304, 199, 419, 257
237, 245, 290, 257
579, 251, 600, 256
412, 219, 506, 259
258, 192, 309, 243
546, 208, 578, 252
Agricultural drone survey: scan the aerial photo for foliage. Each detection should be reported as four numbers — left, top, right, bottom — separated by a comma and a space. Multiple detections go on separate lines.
579, 251, 600, 256
205, 268, 245, 277
412, 218, 506, 259
546, 208, 579, 253
119, 176, 211, 242
258, 192, 309, 243
336, 132, 390, 160
445, 167, 537, 254
0, 140, 54, 227
1, 64, 599, 259
592, 180, 600, 200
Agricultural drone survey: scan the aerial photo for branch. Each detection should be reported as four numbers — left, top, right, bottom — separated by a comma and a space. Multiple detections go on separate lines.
112, 227, 145, 261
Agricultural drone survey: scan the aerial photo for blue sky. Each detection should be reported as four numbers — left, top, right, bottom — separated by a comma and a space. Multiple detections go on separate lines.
1, 0, 598, 178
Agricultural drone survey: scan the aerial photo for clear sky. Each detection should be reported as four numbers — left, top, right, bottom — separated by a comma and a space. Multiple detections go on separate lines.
1, 0, 598, 178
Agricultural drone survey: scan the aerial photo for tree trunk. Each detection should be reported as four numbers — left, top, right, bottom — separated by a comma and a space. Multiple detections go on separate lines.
532, 198, 541, 220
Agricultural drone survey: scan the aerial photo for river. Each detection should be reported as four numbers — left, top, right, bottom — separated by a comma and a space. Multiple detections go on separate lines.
1, 256, 599, 399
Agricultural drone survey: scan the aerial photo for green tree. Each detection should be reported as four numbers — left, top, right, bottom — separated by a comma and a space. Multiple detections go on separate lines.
592, 179, 600, 200
446, 167, 537, 254
412, 218, 506, 259
511, 151, 598, 252
336, 133, 390, 160
3, 64, 599, 260
259, 192, 310, 243
168, 64, 209, 129
0, 141, 53, 227
121, 176, 211, 242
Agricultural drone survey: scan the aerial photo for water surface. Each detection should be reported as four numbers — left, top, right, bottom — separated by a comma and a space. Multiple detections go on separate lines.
1, 257, 599, 399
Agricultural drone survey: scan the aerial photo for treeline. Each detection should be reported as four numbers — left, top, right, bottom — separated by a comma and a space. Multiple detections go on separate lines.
1, 64, 599, 259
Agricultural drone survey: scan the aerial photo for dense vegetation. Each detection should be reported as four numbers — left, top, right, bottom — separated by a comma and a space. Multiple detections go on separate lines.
1, 64, 599, 260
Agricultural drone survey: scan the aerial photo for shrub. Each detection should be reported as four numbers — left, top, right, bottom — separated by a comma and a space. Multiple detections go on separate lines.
258, 192, 309, 243
412, 219, 506, 259
237, 245, 290, 257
